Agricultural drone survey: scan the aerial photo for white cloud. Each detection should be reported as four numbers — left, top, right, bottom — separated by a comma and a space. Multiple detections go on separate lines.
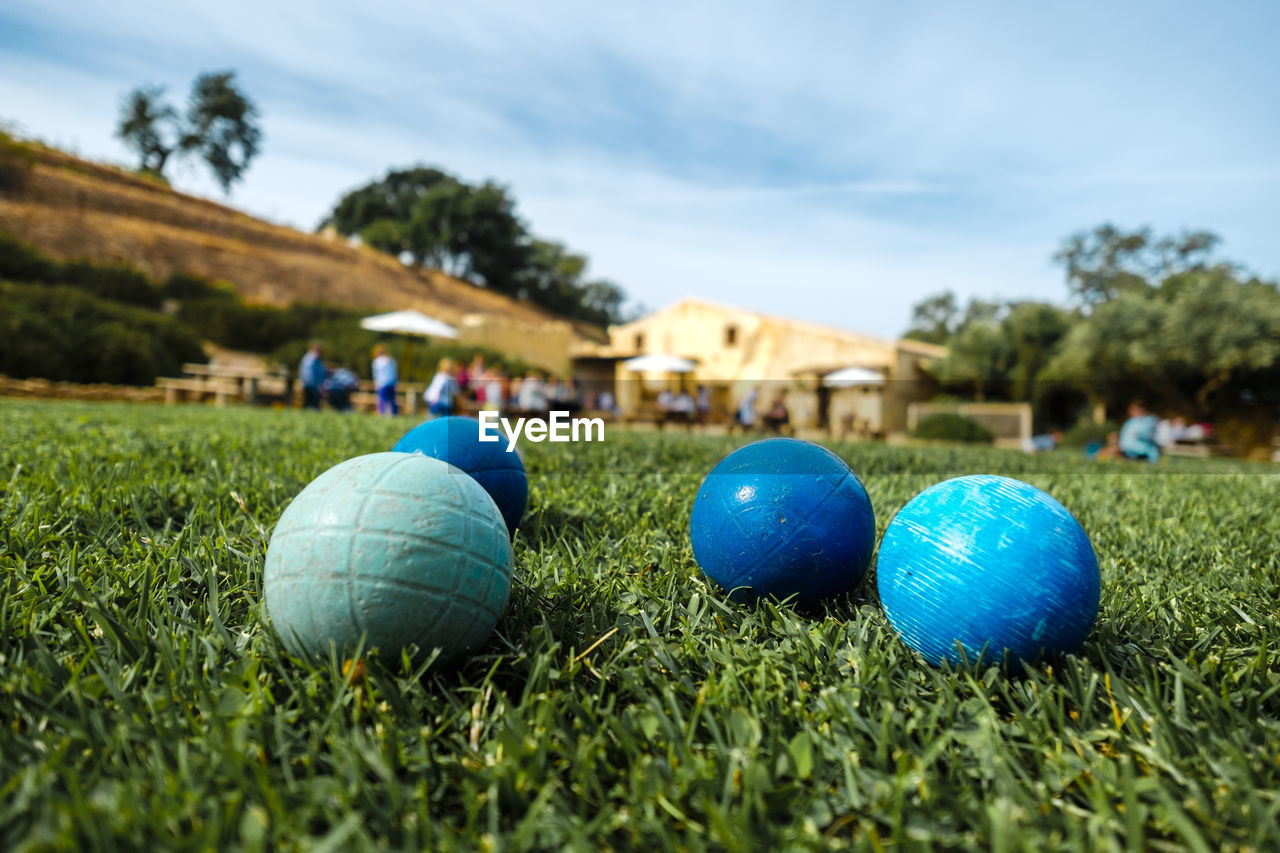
1, 0, 1277, 334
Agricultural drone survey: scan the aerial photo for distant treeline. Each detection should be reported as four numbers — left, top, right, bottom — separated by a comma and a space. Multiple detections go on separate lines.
0, 234, 535, 386
903, 225, 1280, 429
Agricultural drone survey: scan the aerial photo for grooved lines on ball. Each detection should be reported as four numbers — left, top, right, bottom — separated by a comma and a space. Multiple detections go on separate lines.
268, 453, 512, 656
711, 471, 860, 589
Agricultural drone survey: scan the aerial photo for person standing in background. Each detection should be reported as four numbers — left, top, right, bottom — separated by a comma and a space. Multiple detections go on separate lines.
735, 385, 760, 432
516, 372, 546, 414
424, 358, 463, 418
467, 355, 486, 397
299, 342, 327, 410
481, 368, 506, 413
456, 357, 471, 393
371, 345, 398, 417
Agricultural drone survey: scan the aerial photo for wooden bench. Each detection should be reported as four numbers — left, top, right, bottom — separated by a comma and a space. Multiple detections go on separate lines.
182, 363, 288, 405
156, 377, 239, 406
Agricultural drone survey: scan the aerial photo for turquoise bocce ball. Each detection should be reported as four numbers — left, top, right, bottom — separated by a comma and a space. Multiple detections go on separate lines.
394, 415, 528, 534
877, 475, 1101, 667
689, 438, 876, 607
264, 452, 513, 663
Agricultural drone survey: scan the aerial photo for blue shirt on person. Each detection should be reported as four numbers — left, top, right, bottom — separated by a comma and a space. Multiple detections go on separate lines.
1119, 414, 1160, 462
299, 350, 327, 389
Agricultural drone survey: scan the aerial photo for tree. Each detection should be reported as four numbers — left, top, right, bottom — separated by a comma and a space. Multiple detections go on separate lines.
1053, 223, 1222, 307
1000, 302, 1073, 401
116, 71, 261, 191
322, 167, 456, 252
116, 86, 178, 176
324, 165, 630, 324
1160, 270, 1280, 409
1044, 268, 1280, 414
182, 72, 262, 191
938, 319, 1014, 401
436, 181, 528, 292
903, 290, 958, 344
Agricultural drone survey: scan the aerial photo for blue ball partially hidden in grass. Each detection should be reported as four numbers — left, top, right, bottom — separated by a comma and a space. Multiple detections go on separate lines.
264, 452, 513, 663
877, 475, 1101, 667
689, 438, 876, 607
394, 415, 528, 534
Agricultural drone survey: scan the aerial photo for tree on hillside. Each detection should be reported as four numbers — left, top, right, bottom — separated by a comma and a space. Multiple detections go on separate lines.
116, 71, 261, 191
117, 87, 178, 176
324, 166, 630, 325
423, 180, 528, 291
322, 167, 455, 256
325, 170, 527, 286
518, 240, 627, 327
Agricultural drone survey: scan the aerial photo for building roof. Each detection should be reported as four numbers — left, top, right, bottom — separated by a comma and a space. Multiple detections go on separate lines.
607, 296, 947, 358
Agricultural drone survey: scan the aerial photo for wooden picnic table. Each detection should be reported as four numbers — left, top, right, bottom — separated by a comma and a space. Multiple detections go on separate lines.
159, 362, 426, 413
179, 362, 288, 404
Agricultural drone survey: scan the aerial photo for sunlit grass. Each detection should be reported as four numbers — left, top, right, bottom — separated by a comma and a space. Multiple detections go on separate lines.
2, 399, 1278, 850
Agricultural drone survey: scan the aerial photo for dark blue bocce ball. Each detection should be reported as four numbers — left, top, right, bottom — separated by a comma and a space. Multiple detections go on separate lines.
393, 416, 528, 534
689, 438, 875, 607
877, 475, 1100, 668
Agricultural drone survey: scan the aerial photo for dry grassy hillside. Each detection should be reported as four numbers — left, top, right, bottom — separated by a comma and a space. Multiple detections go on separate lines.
0, 146, 558, 326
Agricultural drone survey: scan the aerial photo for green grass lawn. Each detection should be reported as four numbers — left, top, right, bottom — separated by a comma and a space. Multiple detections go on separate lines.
2, 399, 1279, 851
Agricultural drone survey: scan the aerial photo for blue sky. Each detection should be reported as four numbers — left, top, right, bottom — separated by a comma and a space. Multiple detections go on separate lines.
2, 1, 1277, 335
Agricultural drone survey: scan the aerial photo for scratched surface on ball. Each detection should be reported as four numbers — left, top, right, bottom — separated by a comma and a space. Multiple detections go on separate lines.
690, 438, 876, 607
877, 474, 1100, 667
393, 415, 528, 533
264, 452, 514, 662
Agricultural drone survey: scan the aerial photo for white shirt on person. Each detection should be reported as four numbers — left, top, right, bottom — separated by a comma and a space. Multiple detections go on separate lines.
372, 355, 397, 389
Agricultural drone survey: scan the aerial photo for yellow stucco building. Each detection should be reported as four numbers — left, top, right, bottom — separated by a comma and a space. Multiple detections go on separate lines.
572, 298, 945, 435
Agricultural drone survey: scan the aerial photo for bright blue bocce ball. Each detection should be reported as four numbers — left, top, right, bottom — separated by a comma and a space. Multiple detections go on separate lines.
877, 475, 1101, 667
264, 452, 514, 663
689, 438, 876, 607
393, 415, 528, 534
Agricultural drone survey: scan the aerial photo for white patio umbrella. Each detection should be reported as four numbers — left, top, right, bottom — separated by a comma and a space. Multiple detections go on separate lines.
822, 366, 886, 387
360, 309, 458, 380
360, 309, 458, 339
622, 354, 697, 373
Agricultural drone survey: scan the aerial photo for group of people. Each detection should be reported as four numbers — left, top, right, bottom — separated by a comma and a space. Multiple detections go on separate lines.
655, 386, 711, 427
298, 342, 366, 413
733, 386, 792, 434
1023, 399, 1212, 463
648, 384, 790, 433
300, 343, 591, 419
1094, 400, 1210, 463
422, 356, 585, 419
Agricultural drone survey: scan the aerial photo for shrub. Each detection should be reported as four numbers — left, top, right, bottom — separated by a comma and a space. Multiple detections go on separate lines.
1060, 420, 1120, 448
0, 282, 206, 385
0, 234, 59, 282
0, 128, 35, 192
910, 412, 995, 444
176, 299, 360, 353
0, 233, 162, 308
161, 272, 237, 302
60, 260, 162, 309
